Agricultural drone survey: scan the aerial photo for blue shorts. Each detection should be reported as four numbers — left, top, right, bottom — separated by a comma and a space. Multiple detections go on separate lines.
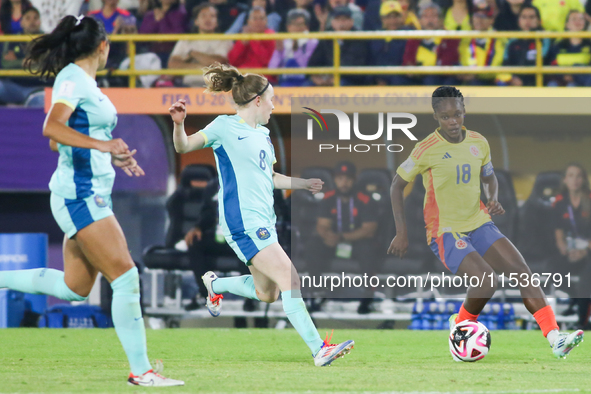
50, 193, 114, 238
429, 222, 506, 274
225, 226, 278, 265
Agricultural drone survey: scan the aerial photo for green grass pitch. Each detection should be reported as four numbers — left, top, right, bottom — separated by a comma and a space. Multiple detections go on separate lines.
0, 328, 589, 393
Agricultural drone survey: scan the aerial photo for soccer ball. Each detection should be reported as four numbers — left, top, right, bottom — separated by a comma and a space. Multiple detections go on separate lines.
448, 320, 491, 362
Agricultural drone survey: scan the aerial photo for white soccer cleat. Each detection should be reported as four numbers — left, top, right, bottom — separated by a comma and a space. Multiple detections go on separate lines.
449, 313, 458, 333
127, 370, 184, 387
552, 330, 584, 359
202, 271, 223, 317
313, 332, 354, 367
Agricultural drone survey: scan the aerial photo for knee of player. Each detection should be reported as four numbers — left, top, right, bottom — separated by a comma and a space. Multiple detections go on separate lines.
258, 289, 279, 303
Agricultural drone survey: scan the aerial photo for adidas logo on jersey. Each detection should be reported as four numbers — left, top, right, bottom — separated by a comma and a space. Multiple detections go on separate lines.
442, 152, 452, 159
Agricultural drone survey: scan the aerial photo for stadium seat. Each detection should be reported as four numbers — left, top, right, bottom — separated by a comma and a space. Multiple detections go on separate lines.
143, 164, 216, 271
24, 90, 45, 108
517, 171, 562, 273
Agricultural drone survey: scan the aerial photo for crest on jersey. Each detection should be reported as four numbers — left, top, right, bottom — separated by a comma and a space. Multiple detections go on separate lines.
470, 145, 480, 157
267, 136, 273, 146
94, 194, 108, 208
455, 239, 468, 249
256, 227, 271, 240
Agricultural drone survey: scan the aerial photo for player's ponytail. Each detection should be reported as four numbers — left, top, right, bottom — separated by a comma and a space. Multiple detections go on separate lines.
203, 62, 269, 106
24, 15, 108, 79
431, 86, 465, 112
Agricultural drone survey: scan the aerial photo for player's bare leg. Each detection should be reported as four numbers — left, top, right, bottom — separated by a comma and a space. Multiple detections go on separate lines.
452, 251, 499, 327
250, 243, 354, 366
483, 237, 583, 358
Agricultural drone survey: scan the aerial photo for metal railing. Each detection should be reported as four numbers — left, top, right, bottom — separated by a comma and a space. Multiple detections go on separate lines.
1, 30, 591, 87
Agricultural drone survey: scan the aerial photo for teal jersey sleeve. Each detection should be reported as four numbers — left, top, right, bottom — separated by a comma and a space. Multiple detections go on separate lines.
198, 115, 228, 149
52, 67, 87, 110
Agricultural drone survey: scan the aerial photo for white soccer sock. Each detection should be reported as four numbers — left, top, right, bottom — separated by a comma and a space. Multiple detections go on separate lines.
547, 329, 559, 346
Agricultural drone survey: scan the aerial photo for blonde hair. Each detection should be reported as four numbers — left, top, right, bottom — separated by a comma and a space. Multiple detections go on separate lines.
203, 63, 269, 106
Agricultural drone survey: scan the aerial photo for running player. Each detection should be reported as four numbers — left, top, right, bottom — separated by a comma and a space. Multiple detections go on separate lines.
0, 16, 183, 386
388, 86, 584, 359
169, 63, 354, 367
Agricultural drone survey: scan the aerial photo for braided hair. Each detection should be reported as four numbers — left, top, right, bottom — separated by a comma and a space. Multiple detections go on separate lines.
431, 86, 464, 112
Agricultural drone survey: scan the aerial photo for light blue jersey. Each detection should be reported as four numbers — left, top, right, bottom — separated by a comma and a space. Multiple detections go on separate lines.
48, 63, 118, 238
49, 63, 118, 200
199, 115, 278, 263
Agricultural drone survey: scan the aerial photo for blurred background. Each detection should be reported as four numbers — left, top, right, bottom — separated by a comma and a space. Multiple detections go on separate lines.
1, 0, 591, 332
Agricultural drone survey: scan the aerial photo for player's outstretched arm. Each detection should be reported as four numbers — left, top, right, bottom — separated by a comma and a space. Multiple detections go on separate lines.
481, 173, 505, 215
387, 174, 410, 258
272, 171, 323, 194
170, 99, 205, 153
43, 103, 129, 155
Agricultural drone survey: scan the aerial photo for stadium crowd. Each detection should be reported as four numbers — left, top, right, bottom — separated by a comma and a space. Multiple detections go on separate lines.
0, 0, 591, 102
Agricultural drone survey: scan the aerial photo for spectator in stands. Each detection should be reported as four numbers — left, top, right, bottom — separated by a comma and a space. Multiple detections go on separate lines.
363, 0, 418, 30
139, 0, 187, 65
532, 0, 583, 32
88, 0, 149, 17
308, 6, 367, 86
115, 14, 162, 87
168, 3, 232, 87
547, 11, 591, 87
458, 6, 505, 85
0, 0, 32, 34
496, 4, 550, 86
29, 0, 84, 33
443, 0, 472, 30
314, 0, 363, 31
88, 0, 131, 33
493, 0, 523, 31
305, 162, 379, 314
397, 0, 420, 29
268, 9, 318, 86
367, 1, 407, 85
187, 0, 248, 33
228, 7, 275, 69
551, 163, 591, 330
226, 0, 281, 33
401, 2, 460, 85
0, 6, 46, 104
279, 0, 320, 32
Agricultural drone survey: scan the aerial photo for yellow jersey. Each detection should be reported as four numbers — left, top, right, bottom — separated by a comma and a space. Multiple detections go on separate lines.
396, 127, 492, 241
532, 0, 584, 32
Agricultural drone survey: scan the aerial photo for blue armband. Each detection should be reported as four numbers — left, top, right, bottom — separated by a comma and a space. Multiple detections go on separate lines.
482, 162, 494, 177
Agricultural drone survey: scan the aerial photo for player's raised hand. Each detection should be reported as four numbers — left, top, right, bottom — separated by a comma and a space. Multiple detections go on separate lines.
387, 234, 408, 258
169, 99, 187, 125
98, 138, 129, 155
305, 178, 324, 194
486, 199, 505, 216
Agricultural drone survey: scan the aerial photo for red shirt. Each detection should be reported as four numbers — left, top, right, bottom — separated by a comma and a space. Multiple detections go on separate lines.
228, 29, 276, 68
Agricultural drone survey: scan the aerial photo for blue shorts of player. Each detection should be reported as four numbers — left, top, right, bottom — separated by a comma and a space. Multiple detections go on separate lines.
225, 226, 278, 265
50, 193, 114, 238
429, 222, 506, 274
